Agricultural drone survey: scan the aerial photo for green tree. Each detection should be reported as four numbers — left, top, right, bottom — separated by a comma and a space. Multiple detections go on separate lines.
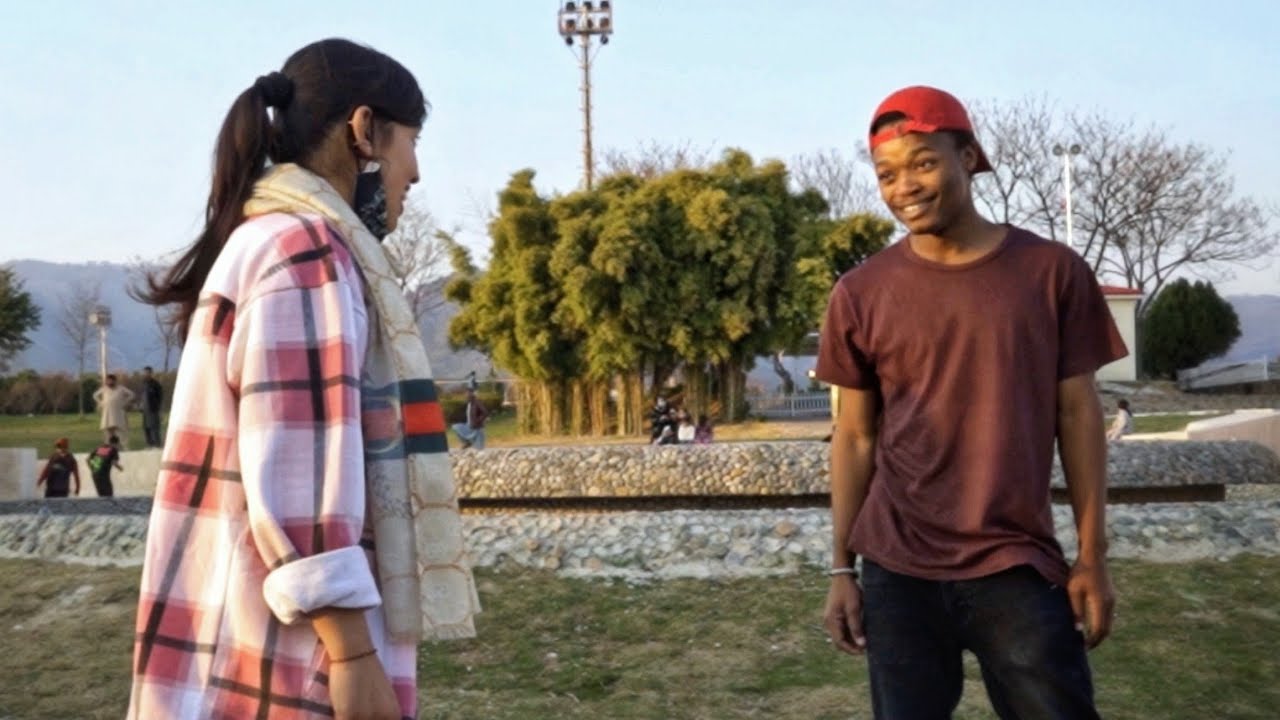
447, 152, 892, 435
445, 170, 581, 434
0, 266, 41, 373
1140, 278, 1242, 379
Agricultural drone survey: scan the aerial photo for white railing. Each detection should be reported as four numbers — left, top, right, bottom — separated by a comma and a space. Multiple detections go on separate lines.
1177, 356, 1278, 391
748, 391, 832, 418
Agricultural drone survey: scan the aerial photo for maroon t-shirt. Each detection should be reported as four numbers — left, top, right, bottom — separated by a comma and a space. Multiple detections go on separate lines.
815, 227, 1128, 585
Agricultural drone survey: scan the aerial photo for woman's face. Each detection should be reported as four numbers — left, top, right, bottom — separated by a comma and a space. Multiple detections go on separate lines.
349, 107, 420, 233
374, 122, 421, 233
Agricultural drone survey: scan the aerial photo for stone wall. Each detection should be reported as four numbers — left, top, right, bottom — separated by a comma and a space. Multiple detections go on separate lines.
4, 440, 1277, 501
451, 440, 1280, 498
3, 499, 1278, 575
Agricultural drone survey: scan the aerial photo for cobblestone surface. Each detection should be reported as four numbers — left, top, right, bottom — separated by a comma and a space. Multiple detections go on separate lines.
4, 501, 1277, 575
449, 441, 1280, 497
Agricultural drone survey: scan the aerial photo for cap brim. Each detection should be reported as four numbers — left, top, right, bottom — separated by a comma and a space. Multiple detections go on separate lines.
972, 146, 994, 174
870, 121, 994, 174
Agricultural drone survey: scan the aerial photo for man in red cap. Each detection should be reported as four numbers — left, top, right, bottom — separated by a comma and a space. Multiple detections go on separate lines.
815, 86, 1125, 719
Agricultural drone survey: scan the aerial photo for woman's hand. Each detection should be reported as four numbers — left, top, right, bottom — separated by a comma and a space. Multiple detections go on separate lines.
328, 652, 401, 720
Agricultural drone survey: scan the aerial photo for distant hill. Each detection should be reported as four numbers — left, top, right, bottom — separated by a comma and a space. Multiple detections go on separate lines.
5, 260, 492, 381
5, 260, 1277, 383
1220, 294, 1280, 363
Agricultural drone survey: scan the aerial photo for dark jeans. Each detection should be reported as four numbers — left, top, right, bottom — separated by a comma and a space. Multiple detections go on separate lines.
143, 409, 162, 447
93, 476, 114, 497
861, 559, 1101, 720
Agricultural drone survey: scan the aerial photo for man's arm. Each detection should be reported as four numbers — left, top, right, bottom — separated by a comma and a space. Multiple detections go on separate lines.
1057, 373, 1115, 649
823, 385, 879, 655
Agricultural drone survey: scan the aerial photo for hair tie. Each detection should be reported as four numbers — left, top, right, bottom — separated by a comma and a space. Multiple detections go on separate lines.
253, 72, 294, 109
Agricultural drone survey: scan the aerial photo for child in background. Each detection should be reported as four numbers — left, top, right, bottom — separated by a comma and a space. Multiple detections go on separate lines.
36, 438, 80, 498
87, 435, 124, 497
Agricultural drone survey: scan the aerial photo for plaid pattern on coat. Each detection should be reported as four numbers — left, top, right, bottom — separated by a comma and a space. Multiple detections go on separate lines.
128, 213, 418, 719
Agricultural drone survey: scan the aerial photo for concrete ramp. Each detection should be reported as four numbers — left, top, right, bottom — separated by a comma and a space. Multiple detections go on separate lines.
1187, 409, 1280, 458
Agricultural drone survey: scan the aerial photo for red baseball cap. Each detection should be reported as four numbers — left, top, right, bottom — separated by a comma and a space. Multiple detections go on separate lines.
868, 86, 993, 173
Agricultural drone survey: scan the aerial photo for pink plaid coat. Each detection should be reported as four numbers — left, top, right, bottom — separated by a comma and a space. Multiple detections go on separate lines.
129, 213, 418, 719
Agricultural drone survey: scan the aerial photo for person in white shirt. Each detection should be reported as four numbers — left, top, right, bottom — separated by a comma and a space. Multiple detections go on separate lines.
93, 374, 136, 448
676, 411, 697, 443
1106, 399, 1134, 441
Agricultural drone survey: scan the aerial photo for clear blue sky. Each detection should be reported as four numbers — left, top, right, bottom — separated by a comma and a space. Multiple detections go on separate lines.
2, 0, 1277, 294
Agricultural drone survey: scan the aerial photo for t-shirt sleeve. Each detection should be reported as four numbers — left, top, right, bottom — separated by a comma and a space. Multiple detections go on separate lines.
814, 280, 878, 390
1058, 253, 1129, 380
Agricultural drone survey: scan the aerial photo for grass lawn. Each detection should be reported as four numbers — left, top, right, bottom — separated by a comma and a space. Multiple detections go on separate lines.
1131, 412, 1227, 434
0, 411, 1236, 459
0, 411, 834, 457
0, 412, 128, 457
1, 556, 1277, 719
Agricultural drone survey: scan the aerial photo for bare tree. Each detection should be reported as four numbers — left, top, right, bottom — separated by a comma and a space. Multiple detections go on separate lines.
790, 147, 881, 218
153, 305, 183, 372
58, 282, 101, 417
968, 97, 1278, 315
969, 96, 1067, 238
1083, 128, 1276, 311
127, 257, 183, 372
599, 140, 715, 180
383, 200, 449, 321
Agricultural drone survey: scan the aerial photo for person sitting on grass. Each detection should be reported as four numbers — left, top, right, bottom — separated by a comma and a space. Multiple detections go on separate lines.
451, 387, 490, 449
694, 414, 714, 444
652, 424, 678, 446
677, 411, 697, 443
1106, 399, 1134, 441
36, 438, 80, 498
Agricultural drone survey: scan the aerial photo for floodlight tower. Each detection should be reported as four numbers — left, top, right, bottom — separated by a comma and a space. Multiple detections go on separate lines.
557, 1, 614, 190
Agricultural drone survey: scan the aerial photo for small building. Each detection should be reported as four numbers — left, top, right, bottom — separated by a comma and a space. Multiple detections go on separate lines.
1099, 286, 1143, 382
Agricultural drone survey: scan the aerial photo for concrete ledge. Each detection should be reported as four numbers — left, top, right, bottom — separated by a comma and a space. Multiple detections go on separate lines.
1187, 409, 1280, 458
0, 448, 162, 501
0, 448, 37, 501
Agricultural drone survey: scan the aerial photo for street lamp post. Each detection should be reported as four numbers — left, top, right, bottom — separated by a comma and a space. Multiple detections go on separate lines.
1052, 143, 1082, 246
88, 305, 112, 382
557, 1, 614, 191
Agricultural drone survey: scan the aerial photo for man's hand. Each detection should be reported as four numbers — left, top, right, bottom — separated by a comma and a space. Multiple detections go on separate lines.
328, 653, 401, 720
823, 575, 866, 655
1067, 558, 1115, 649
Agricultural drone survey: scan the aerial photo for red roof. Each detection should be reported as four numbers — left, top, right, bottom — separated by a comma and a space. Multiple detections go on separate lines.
1101, 285, 1142, 296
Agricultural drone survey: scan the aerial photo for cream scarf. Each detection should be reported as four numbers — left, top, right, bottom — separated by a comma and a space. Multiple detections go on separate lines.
246, 163, 479, 641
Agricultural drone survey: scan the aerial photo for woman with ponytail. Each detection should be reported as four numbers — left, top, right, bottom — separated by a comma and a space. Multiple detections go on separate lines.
129, 39, 478, 720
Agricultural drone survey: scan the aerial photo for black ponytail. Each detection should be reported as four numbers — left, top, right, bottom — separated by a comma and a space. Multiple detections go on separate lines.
136, 39, 428, 338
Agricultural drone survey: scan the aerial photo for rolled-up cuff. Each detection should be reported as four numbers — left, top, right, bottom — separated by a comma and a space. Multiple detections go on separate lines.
262, 545, 381, 624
